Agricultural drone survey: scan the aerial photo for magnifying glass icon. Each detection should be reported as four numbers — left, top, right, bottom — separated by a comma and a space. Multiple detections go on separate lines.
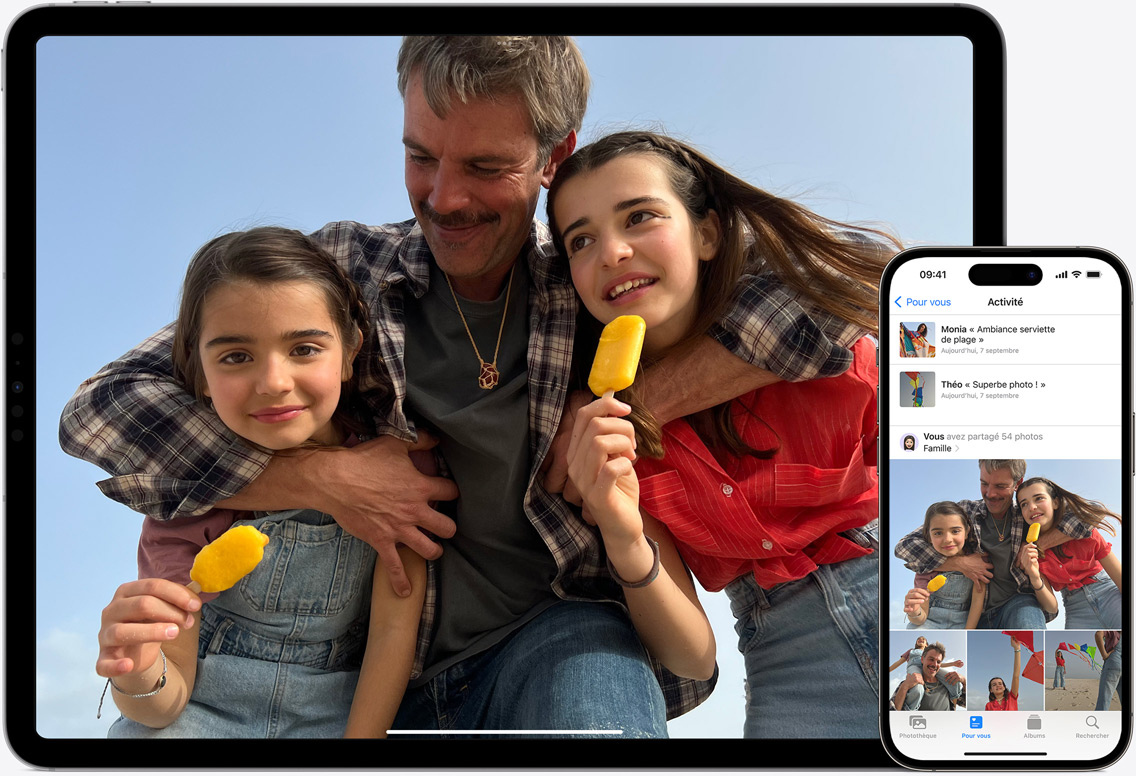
1086, 715, 1100, 729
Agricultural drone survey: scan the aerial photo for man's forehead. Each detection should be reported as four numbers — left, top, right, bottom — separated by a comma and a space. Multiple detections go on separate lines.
980, 467, 1014, 482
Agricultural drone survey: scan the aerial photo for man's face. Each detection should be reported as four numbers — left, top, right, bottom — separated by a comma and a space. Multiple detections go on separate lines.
402, 72, 562, 298
922, 648, 943, 680
979, 465, 1018, 518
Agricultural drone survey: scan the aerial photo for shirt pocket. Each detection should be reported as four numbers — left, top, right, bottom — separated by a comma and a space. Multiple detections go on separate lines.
238, 512, 375, 617
770, 438, 874, 508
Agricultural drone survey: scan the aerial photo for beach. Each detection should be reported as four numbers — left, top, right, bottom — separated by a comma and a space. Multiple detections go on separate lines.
1045, 678, 1122, 711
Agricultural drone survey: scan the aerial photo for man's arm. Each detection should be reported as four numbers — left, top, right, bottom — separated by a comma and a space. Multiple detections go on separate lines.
59, 324, 267, 518
217, 436, 458, 596
60, 326, 457, 597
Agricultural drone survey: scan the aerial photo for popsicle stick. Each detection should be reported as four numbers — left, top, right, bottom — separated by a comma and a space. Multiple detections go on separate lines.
187, 581, 202, 594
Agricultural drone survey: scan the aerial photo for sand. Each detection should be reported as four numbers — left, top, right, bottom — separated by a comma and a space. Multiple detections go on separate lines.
1045, 677, 1122, 711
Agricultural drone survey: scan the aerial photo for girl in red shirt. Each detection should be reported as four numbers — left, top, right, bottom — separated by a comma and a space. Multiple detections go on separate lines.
1016, 477, 1122, 629
985, 635, 1022, 711
549, 131, 895, 738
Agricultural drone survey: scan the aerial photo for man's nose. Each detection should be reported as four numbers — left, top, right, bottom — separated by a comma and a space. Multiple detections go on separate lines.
428, 163, 472, 215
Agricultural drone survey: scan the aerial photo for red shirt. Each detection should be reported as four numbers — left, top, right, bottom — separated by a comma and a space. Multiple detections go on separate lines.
1056, 652, 1065, 666
1037, 529, 1112, 591
636, 338, 878, 591
985, 692, 1018, 711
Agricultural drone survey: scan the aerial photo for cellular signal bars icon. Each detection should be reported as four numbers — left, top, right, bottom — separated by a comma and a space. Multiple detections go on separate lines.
1055, 270, 1068, 278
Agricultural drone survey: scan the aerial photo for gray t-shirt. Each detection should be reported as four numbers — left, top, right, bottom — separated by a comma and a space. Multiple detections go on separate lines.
403, 258, 558, 683
918, 673, 963, 711
978, 511, 1019, 611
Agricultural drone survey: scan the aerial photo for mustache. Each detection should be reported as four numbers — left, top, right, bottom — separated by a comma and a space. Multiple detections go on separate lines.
418, 202, 499, 229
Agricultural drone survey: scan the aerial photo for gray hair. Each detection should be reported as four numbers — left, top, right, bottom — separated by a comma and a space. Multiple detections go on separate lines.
979, 459, 1027, 482
397, 36, 589, 163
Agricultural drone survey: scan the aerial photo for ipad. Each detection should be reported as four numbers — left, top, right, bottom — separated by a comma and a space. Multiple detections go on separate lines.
4, 3, 1004, 768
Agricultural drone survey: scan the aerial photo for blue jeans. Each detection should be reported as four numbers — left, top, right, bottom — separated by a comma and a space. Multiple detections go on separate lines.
976, 592, 1047, 629
1063, 572, 1122, 629
1095, 637, 1122, 711
726, 523, 879, 738
1053, 664, 1065, 688
391, 600, 668, 738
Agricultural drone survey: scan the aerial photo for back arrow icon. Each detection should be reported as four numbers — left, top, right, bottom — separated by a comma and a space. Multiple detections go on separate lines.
894, 295, 902, 308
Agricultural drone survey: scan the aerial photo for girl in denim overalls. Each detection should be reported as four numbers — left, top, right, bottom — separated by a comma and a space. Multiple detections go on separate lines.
1016, 477, 1122, 630
903, 501, 986, 630
95, 227, 425, 738
548, 131, 897, 738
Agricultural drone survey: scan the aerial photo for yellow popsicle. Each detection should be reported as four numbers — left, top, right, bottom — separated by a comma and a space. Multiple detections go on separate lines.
188, 524, 270, 593
1026, 522, 1041, 543
927, 574, 947, 593
588, 315, 646, 397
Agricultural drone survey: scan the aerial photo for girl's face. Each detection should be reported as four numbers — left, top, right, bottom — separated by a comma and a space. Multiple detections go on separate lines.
915, 637, 928, 650
1016, 482, 1056, 531
928, 511, 969, 557
989, 677, 1006, 697
199, 280, 359, 450
553, 154, 720, 356
904, 436, 915, 450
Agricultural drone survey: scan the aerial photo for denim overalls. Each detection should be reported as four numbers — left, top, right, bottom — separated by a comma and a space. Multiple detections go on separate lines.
110, 509, 376, 738
907, 570, 973, 630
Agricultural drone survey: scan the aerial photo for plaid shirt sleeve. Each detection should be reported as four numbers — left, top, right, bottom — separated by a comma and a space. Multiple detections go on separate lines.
710, 271, 867, 381
58, 324, 270, 519
893, 526, 945, 574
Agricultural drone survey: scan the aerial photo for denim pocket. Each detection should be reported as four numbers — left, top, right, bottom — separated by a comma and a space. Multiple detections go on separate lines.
238, 512, 374, 616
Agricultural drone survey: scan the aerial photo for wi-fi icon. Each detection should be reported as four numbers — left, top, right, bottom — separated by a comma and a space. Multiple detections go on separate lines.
1072, 270, 1082, 278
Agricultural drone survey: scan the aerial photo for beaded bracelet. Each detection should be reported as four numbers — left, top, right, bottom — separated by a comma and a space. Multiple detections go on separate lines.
97, 647, 168, 719
606, 536, 661, 588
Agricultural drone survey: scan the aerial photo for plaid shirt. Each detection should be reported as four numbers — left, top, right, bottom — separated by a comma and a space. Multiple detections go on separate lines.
60, 217, 866, 719
894, 498, 1094, 623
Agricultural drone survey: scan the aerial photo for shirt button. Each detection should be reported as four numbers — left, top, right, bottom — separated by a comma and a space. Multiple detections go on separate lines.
762, 540, 773, 551
721, 484, 734, 497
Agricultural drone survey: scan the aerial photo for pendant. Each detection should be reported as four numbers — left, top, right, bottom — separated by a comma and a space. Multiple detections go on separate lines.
478, 362, 500, 390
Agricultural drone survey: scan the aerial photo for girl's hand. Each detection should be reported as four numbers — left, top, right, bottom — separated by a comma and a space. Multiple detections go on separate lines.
1018, 543, 1041, 578
1010, 635, 1021, 650
96, 578, 201, 680
903, 587, 929, 614
566, 395, 641, 547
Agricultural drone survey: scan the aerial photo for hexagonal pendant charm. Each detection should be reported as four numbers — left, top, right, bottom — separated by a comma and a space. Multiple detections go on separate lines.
478, 362, 499, 390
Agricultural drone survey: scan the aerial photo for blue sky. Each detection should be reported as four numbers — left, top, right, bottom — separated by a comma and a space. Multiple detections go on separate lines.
33, 34, 974, 738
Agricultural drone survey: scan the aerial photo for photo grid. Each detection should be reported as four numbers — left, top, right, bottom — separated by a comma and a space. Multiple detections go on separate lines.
888, 459, 1123, 723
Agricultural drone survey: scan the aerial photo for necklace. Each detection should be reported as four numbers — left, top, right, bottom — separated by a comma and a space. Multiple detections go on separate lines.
443, 265, 514, 390
992, 511, 1010, 542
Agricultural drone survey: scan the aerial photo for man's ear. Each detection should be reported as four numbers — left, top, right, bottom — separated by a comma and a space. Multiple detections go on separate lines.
697, 210, 722, 262
540, 130, 577, 188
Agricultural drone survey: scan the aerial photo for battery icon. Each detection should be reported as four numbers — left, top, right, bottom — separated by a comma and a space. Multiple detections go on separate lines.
1087, 271, 1101, 278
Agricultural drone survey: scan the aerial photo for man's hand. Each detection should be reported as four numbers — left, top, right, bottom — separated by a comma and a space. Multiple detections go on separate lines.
311, 433, 458, 598
903, 587, 929, 615
941, 553, 993, 585
541, 389, 592, 504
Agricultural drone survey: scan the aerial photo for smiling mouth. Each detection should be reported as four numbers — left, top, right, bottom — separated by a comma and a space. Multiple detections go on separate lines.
251, 407, 306, 423
608, 277, 656, 300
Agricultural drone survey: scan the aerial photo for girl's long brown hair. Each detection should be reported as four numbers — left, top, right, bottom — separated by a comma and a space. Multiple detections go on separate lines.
547, 131, 900, 457
1016, 476, 1120, 559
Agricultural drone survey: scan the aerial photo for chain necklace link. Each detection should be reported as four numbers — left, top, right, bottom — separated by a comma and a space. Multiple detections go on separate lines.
442, 265, 515, 390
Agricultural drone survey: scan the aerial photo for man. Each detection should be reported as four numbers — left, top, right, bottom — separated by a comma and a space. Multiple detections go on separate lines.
61, 37, 869, 735
892, 642, 965, 712
895, 459, 1092, 629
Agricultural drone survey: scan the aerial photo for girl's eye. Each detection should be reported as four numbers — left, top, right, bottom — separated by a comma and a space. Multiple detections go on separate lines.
292, 345, 323, 358
628, 211, 657, 226
219, 352, 251, 365
569, 234, 594, 253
